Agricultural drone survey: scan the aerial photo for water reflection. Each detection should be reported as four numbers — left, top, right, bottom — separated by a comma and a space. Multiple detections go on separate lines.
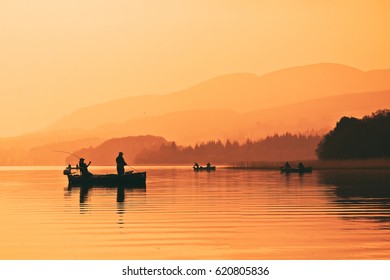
318, 170, 390, 227
79, 185, 90, 204
117, 185, 125, 203
66, 184, 147, 226
282, 171, 309, 188
3, 167, 390, 259
67, 184, 146, 203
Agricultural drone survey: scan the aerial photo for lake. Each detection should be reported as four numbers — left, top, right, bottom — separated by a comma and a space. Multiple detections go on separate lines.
1, 166, 390, 259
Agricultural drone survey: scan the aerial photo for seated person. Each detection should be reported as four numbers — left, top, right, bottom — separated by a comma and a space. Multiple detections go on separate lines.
79, 158, 92, 176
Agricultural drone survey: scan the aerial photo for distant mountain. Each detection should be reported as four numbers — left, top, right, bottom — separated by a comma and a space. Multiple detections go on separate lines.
2, 63, 390, 165
46, 63, 390, 131
238, 89, 390, 141
55, 89, 390, 145
65, 135, 168, 166
3, 88, 388, 160
0, 137, 103, 166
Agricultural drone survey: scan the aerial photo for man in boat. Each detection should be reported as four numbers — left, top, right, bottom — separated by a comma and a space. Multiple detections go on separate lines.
79, 158, 92, 177
284, 162, 291, 169
298, 162, 305, 171
193, 162, 199, 169
116, 152, 127, 176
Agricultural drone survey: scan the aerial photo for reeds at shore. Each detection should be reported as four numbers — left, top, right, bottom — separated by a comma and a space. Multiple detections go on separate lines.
228, 159, 390, 170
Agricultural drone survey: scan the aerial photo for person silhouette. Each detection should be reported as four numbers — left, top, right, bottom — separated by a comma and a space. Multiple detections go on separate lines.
116, 152, 127, 176
79, 158, 92, 176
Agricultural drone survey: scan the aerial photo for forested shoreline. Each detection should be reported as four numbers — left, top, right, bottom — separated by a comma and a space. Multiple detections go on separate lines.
134, 134, 321, 164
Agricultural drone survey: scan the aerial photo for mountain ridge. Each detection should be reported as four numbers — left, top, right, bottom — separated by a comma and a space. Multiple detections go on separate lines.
37, 89, 390, 145
1, 89, 389, 165
44, 63, 390, 131
1, 63, 390, 165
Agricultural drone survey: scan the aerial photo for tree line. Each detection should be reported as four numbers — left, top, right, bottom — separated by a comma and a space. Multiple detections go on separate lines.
317, 109, 390, 159
134, 133, 322, 164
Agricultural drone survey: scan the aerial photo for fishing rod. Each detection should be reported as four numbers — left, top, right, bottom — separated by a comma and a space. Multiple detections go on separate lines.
126, 164, 142, 173
54, 150, 143, 173
53, 150, 81, 159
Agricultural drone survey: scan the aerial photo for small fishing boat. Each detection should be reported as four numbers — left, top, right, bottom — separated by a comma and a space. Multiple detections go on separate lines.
63, 165, 146, 186
280, 167, 312, 173
193, 165, 216, 171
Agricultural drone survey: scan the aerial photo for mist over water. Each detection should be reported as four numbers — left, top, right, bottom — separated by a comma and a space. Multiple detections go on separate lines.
0, 166, 389, 259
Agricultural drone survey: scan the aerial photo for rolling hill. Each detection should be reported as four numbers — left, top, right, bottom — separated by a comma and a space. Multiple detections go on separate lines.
1, 63, 390, 165
76, 89, 390, 144
46, 63, 390, 131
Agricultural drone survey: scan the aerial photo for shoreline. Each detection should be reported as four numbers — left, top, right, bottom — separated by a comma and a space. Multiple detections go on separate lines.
227, 159, 390, 170
1, 159, 390, 171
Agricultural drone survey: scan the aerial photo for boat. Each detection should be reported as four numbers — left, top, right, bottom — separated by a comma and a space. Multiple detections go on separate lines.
280, 167, 312, 173
193, 165, 216, 171
63, 165, 146, 186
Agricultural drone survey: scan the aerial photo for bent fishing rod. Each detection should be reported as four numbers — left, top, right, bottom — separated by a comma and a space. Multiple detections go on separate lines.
54, 150, 142, 173
53, 150, 82, 159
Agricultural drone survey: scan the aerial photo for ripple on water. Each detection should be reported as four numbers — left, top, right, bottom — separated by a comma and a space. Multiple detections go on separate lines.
0, 167, 390, 259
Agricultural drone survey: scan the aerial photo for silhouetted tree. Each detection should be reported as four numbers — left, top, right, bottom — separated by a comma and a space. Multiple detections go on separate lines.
316, 109, 390, 159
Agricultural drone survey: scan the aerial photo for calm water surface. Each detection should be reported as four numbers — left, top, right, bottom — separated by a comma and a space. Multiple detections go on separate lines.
0, 166, 390, 259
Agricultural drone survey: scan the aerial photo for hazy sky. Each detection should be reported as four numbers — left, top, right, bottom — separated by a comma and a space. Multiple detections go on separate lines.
0, 0, 389, 137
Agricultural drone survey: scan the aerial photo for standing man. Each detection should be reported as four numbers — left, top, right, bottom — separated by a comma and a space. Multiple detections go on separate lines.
116, 152, 127, 176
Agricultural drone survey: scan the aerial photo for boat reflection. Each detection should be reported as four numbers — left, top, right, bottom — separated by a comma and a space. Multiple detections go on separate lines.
67, 183, 146, 204
66, 183, 147, 224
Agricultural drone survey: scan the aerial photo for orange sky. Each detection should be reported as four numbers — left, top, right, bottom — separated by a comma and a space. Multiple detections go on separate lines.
0, 0, 389, 137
